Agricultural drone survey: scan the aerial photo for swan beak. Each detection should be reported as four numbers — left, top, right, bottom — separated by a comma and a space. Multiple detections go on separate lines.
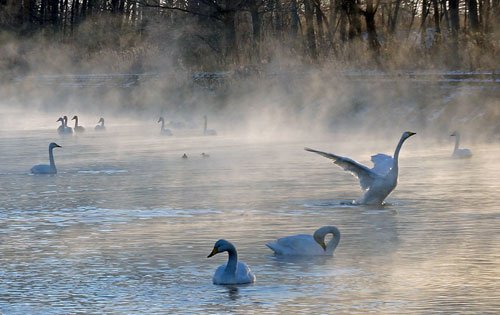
207, 247, 219, 258
408, 132, 416, 136
319, 242, 327, 251
55, 144, 62, 148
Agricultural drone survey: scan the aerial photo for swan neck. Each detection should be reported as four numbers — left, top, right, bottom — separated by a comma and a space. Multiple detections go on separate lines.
161, 119, 165, 130
326, 228, 341, 254
392, 136, 406, 171
204, 116, 207, 132
225, 246, 238, 275
49, 146, 56, 171
74, 117, 78, 128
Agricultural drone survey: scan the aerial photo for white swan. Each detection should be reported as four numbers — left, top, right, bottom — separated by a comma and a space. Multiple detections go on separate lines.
266, 226, 341, 256
450, 131, 472, 158
57, 117, 72, 135
56, 117, 65, 134
305, 131, 416, 205
71, 115, 85, 133
63, 116, 73, 134
31, 142, 61, 174
158, 117, 173, 136
207, 239, 256, 285
95, 117, 106, 131
203, 115, 217, 136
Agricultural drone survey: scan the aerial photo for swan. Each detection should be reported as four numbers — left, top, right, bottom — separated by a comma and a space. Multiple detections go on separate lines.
31, 142, 61, 174
203, 115, 217, 136
71, 115, 85, 133
182, 153, 188, 159
450, 131, 472, 158
305, 131, 416, 205
57, 117, 72, 135
56, 117, 65, 134
207, 239, 256, 285
158, 117, 173, 136
63, 116, 73, 134
266, 226, 341, 256
95, 118, 106, 131
201, 152, 210, 158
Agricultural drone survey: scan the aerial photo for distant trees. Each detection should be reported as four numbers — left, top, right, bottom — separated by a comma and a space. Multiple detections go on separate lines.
0, 0, 498, 70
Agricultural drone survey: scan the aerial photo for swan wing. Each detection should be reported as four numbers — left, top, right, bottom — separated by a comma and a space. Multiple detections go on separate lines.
305, 148, 379, 190
370, 153, 393, 176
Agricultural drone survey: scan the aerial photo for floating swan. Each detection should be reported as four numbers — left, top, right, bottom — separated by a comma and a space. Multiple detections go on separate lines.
63, 116, 73, 134
201, 152, 210, 158
31, 142, 61, 174
305, 131, 416, 205
450, 131, 472, 158
71, 115, 85, 133
57, 117, 72, 135
182, 153, 188, 159
207, 239, 256, 285
203, 115, 217, 136
266, 226, 341, 256
95, 117, 106, 131
56, 117, 65, 134
158, 117, 173, 136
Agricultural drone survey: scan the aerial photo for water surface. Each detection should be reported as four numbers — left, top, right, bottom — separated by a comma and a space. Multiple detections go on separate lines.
0, 127, 499, 314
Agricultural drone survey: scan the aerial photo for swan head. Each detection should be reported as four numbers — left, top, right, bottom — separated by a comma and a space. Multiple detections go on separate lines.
71, 115, 78, 120
450, 131, 459, 137
56, 117, 63, 122
63, 115, 68, 121
158, 117, 164, 123
402, 131, 416, 140
313, 226, 341, 251
208, 239, 235, 258
49, 142, 62, 149
98, 117, 104, 123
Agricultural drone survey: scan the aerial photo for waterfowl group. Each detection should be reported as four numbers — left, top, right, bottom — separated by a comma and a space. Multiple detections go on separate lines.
57, 115, 105, 134
31, 122, 477, 288
56, 117, 72, 135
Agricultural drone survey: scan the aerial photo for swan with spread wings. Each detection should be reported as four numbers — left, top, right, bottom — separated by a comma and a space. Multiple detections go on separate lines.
305, 131, 416, 205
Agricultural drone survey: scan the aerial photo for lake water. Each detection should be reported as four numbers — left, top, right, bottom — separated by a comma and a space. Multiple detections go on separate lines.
0, 126, 499, 314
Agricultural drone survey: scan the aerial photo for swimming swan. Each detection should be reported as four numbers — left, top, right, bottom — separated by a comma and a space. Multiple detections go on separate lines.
95, 118, 106, 131
305, 131, 416, 205
71, 115, 85, 133
203, 115, 217, 136
57, 117, 72, 135
450, 131, 472, 158
158, 117, 173, 136
56, 117, 65, 134
266, 226, 341, 256
31, 142, 61, 174
63, 116, 73, 134
207, 239, 256, 285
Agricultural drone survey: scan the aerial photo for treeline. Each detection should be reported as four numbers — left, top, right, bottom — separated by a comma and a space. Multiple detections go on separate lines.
0, 0, 498, 70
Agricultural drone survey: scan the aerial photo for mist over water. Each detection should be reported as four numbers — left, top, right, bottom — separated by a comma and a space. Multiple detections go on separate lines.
1, 65, 500, 314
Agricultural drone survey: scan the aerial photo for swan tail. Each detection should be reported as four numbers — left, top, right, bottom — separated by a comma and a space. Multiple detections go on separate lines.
265, 242, 282, 255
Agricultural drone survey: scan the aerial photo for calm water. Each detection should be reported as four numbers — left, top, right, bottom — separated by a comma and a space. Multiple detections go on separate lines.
0, 126, 499, 314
